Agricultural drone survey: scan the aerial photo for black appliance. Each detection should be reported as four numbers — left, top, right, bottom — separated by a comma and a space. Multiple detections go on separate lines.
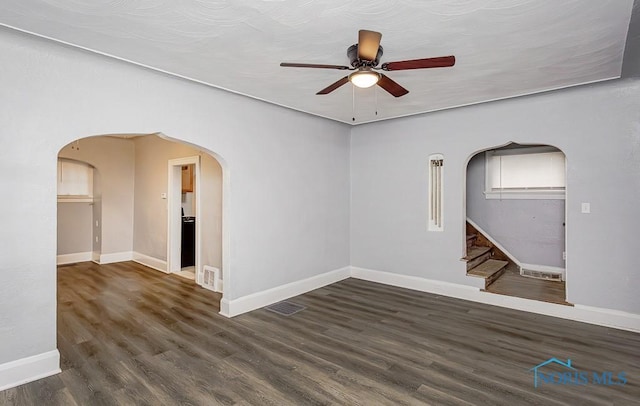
181, 216, 195, 267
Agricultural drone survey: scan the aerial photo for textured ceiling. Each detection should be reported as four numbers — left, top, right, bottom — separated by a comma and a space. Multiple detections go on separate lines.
0, 0, 635, 125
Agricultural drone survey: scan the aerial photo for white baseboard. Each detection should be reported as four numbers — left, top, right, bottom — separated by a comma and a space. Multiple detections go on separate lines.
91, 251, 100, 264
466, 217, 521, 267
350, 266, 640, 333
0, 350, 61, 391
572, 304, 640, 333
351, 266, 485, 307
219, 266, 351, 318
351, 266, 479, 297
56, 252, 92, 265
132, 252, 168, 273
99, 251, 133, 264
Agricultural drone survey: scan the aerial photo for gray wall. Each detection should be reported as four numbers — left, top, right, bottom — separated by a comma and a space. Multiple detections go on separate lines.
622, 0, 640, 78
0, 27, 350, 365
351, 78, 640, 314
466, 152, 565, 267
133, 135, 223, 270
56, 203, 92, 255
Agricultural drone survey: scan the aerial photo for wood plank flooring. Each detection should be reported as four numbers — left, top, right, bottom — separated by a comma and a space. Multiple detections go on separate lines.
488, 265, 569, 305
1, 261, 639, 405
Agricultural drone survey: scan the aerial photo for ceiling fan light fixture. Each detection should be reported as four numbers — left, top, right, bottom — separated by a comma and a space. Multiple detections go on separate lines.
349, 70, 380, 88
280, 29, 453, 97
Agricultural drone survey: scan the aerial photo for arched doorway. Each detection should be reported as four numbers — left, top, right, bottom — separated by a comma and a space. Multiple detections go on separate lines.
56, 133, 228, 298
463, 142, 568, 305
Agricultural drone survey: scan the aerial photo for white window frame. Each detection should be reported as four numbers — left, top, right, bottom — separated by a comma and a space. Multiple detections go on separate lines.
428, 154, 444, 231
57, 158, 94, 202
484, 146, 565, 200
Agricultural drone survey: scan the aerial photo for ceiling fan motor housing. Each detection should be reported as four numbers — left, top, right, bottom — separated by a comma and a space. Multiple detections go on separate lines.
348, 44, 383, 67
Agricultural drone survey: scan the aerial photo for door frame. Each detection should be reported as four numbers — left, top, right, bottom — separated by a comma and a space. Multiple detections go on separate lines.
167, 156, 202, 284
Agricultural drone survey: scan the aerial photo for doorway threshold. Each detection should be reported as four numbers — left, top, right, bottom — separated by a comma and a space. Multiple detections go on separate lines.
485, 264, 571, 306
175, 268, 195, 281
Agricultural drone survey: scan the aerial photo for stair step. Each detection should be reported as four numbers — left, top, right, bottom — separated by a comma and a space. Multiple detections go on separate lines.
467, 259, 508, 280
466, 234, 477, 248
464, 246, 491, 262
467, 259, 508, 278
466, 251, 492, 271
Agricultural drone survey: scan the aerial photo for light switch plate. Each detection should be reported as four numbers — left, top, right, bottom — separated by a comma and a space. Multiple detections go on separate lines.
581, 202, 590, 213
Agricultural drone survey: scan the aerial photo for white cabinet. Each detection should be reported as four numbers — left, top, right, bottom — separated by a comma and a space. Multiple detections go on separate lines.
58, 159, 94, 202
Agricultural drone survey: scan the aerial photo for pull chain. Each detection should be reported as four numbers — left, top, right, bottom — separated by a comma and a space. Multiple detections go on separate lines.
352, 85, 356, 122
375, 86, 378, 116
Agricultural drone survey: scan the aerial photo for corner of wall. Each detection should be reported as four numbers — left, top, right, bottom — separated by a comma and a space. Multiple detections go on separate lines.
0, 350, 61, 392
220, 266, 351, 317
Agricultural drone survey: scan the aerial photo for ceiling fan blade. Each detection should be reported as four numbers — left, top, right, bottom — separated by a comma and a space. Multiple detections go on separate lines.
377, 74, 409, 97
280, 62, 351, 70
358, 30, 382, 61
316, 76, 350, 95
381, 55, 455, 71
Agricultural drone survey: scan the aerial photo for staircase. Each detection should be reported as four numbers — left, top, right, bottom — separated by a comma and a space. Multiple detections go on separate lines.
464, 225, 509, 289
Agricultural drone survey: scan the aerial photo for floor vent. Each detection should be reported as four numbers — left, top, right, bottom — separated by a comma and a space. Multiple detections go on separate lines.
202, 265, 220, 292
521, 267, 563, 281
265, 301, 306, 316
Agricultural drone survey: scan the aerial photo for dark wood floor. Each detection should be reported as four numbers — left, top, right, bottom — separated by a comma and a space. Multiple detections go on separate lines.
1, 261, 638, 405
487, 265, 569, 305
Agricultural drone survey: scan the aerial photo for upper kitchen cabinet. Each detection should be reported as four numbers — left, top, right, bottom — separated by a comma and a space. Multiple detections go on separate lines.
182, 164, 194, 193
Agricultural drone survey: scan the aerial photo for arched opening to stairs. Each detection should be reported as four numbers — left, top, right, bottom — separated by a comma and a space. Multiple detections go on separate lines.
463, 142, 569, 305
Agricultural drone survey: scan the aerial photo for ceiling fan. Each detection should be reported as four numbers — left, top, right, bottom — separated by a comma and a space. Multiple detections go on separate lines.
280, 30, 455, 98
